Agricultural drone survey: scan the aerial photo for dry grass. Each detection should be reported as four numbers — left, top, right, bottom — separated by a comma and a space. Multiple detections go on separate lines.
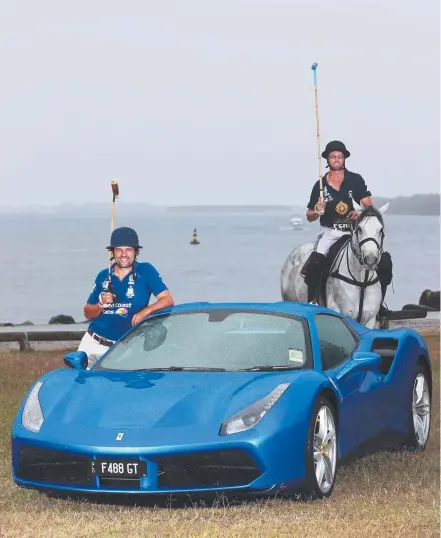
0, 336, 439, 538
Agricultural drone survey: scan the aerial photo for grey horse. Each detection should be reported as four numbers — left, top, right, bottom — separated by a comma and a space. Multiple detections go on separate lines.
280, 201, 390, 328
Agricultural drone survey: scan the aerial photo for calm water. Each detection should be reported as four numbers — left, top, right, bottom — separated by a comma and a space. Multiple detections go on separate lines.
2, 212, 439, 324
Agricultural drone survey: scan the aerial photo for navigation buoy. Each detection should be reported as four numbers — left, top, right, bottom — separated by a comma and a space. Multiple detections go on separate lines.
190, 228, 200, 245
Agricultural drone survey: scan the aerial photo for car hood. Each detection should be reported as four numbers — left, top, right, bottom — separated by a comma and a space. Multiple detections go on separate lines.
38, 369, 298, 432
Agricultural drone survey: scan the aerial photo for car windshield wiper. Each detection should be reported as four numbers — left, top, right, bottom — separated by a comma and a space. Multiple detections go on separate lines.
132, 366, 184, 371
178, 366, 226, 371
244, 365, 300, 371
132, 366, 226, 372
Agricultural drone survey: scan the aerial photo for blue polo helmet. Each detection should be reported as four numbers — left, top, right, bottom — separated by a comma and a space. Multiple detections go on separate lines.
107, 227, 143, 250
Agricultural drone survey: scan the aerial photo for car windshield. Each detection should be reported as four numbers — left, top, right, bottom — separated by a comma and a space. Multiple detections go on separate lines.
95, 309, 311, 372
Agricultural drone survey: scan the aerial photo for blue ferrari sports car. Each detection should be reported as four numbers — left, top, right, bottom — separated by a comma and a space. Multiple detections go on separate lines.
11, 302, 432, 499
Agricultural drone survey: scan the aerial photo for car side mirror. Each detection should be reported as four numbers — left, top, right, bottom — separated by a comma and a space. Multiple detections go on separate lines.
336, 351, 382, 381
64, 351, 88, 370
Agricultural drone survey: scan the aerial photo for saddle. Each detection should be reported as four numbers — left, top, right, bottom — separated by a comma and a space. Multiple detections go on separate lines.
324, 235, 351, 277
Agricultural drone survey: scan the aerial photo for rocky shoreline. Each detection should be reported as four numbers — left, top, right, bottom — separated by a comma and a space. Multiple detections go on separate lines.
0, 314, 83, 327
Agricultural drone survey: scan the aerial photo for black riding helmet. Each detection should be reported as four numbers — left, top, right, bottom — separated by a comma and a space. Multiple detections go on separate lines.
321, 140, 350, 159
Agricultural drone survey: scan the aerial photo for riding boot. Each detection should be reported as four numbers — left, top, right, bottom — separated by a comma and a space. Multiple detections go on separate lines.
305, 252, 326, 304
308, 280, 320, 303
378, 282, 388, 316
377, 251, 393, 316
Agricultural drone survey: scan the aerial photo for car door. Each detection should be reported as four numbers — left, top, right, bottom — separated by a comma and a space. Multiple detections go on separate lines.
314, 313, 384, 455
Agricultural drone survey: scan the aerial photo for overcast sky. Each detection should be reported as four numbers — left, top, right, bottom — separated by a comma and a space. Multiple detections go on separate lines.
1, 1, 439, 207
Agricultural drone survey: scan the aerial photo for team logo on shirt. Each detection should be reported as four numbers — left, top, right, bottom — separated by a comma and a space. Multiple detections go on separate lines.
102, 279, 110, 290
323, 186, 333, 202
126, 274, 135, 298
126, 287, 135, 298
335, 201, 350, 216
115, 307, 129, 317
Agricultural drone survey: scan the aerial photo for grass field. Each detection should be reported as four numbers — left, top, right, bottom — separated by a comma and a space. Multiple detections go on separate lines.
0, 335, 439, 538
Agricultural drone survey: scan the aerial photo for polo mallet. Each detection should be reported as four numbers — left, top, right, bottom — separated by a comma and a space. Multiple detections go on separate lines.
107, 180, 119, 292
311, 62, 325, 215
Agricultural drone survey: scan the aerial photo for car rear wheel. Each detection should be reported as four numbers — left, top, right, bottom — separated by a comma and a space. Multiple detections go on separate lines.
405, 365, 431, 451
301, 396, 337, 499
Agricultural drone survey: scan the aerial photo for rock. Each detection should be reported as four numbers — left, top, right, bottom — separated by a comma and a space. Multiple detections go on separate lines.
15, 321, 34, 326
402, 304, 429, 312
0, 322, 14, 327
49, 314, 76, 325
418, 289, 440, 311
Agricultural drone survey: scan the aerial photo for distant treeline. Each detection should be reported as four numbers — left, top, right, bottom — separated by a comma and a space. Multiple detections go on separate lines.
1, 194, 439, 216
372, 194, 439, 216
167, 194, 440, 216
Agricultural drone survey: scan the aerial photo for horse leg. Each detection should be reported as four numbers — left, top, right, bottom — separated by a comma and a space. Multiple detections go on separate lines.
364, 316, 377, 329
358, 284, 383, 326
326, 291, 342, 314
327, 278, 360, 318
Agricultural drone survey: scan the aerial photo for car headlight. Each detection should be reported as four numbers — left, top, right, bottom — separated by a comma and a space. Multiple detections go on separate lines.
220, 383, 290, 436
22, 381, 44, 433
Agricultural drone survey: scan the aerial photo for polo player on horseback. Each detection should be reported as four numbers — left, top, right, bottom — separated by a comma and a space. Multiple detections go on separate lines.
304, 140, 392, 311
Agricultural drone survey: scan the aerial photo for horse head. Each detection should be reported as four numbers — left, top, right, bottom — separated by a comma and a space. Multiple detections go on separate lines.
350, 201, 390, 270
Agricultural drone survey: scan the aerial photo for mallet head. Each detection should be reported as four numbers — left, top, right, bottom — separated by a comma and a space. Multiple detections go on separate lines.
111, 180, 119, 198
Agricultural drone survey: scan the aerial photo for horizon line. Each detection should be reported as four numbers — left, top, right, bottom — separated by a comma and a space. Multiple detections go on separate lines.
0, 192, 440, 210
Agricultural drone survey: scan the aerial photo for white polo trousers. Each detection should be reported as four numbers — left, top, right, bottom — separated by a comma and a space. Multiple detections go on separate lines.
313, 226, 349, 256
77, 331, 113, 369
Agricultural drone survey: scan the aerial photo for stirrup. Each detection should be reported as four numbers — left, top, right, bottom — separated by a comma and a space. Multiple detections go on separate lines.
378, 303, 389, 316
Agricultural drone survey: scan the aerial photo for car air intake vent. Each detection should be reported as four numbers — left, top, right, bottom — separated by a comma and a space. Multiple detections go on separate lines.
371, 338, 399, 374
17, 446, 93, 486
154, 449, 261, 489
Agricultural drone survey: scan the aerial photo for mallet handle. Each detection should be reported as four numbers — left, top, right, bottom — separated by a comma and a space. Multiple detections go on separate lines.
311, 63, 323, 198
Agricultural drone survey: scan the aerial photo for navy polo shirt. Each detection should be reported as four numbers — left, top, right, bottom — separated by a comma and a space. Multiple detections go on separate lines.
86, 261, 168, 341
307, 169, 372, 229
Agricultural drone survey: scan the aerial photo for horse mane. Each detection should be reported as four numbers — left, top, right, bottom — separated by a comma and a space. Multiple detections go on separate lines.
356, 205, 384, 226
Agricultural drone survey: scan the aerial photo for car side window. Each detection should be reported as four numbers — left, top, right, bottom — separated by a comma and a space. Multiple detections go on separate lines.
315, 314, 358, 370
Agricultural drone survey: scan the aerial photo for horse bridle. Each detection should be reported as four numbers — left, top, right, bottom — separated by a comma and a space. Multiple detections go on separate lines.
350, 220, 385, 266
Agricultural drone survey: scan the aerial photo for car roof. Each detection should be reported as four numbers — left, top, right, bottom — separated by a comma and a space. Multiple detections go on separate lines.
154, 301, 332, 321
155, 302, 370, 337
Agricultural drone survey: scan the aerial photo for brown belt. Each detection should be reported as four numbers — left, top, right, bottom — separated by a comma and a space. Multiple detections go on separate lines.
87, 330, 115, 348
